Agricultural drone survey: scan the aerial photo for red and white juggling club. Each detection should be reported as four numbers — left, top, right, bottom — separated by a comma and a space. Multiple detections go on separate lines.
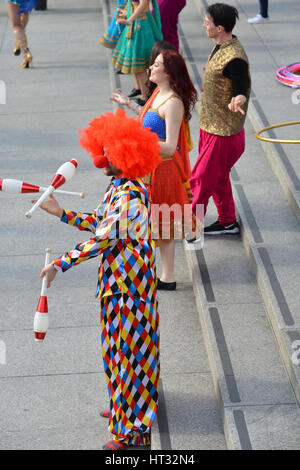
0, 178, 85, 198
25, 159, 78, 218
34, 248, 51, 342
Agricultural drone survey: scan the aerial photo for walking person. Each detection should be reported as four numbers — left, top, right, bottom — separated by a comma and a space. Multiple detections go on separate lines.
248, 1, 270, 24
156, 0, 186, 51
6, 0, 36, 68
189, 3, 251, 238
36, 109, 162, 450
111, 49, 198, 289
112, 0, 163, 101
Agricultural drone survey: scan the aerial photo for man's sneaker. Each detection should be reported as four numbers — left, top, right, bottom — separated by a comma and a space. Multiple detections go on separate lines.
248, 14, 270, 24
204, 220, 240, 235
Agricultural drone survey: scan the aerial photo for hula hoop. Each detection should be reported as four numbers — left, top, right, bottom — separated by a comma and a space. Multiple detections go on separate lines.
256, 120, 300, 144
276, 62, 300, 88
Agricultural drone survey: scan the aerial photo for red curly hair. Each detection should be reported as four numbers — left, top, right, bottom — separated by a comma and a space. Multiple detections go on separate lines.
78, 108, 161, 179
161, 49, 198, 122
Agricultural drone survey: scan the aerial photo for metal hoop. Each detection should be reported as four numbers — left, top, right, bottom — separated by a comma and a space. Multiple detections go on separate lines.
255, 120, 300, 144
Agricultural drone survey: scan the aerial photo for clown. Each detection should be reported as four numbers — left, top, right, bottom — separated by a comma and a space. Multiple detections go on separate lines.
36, 109, 161, 450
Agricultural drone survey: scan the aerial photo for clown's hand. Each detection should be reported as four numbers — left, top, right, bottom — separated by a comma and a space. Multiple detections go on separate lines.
31, 194, 63, 218
40, 264, 57, 288
228, 95, 247, 115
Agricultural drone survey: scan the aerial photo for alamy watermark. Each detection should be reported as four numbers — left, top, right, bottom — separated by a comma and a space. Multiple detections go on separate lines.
102, 202, 204, 250
291, 89, 300, 105
0, 340, 6, 365
292, 340, 300, 366
0, 80, 6, 105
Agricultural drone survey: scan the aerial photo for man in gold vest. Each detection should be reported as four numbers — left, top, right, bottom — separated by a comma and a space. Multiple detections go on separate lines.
189, 3, 251, 238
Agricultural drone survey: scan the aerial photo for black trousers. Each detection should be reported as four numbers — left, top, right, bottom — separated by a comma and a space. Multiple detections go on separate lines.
259, 0, 269, 18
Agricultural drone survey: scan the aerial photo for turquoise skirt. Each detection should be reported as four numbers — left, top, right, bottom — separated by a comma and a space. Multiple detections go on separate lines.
112, 1, 162, 74
99, 1, 126, 49
6, 0, 22, 5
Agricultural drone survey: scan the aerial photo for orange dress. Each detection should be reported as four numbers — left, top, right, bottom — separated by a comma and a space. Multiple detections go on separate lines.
139, 88, 194, 240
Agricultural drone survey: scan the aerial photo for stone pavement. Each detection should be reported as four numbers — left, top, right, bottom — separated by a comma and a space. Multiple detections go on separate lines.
1, 0, 300, 451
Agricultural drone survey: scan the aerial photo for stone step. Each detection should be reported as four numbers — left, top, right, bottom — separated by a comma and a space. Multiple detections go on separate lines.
181, 0, 300, 449
184, 227, 300, 450
190, 0, 300, 413
151, 242, 227, 450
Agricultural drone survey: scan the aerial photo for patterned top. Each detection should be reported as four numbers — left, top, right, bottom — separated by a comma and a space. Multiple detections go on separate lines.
52, 177, 157, 304
199, 36, 250, 137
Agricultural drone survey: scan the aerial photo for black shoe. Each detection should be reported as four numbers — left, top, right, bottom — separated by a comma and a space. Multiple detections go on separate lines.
116, 69, 124, 74
157, 278, 177, 291
134, 98, 146, 106
204, 220, 240, 235
185, 233, 202, 244
128, 88, 141, 98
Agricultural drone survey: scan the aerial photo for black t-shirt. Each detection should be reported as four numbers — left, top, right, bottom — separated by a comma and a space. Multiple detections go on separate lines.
209, 44, 250, 96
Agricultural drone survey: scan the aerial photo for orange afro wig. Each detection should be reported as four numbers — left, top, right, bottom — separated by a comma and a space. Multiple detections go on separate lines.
78, 108, 162, 179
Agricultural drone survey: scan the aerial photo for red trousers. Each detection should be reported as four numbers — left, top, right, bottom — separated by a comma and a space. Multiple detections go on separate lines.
157, 0, 187, 51
190, 129, 245, 225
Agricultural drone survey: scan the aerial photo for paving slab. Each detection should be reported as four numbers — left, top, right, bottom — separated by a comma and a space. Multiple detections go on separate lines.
225, 404, 300, 450
0, 374, 108, 450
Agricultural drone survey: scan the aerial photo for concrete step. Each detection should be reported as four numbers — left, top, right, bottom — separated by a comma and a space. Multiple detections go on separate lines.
151, 242, 226, 450
184, 224, 300, 450
180, 0, 300, 449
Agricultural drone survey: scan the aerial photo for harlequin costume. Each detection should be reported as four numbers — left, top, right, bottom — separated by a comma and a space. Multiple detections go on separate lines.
51, 109, 161, 450
156, 0, 186, 51
139, 87, 195, 241
112, 0, 163, 74
190, 36, 251, 226
99, 0, 126, 49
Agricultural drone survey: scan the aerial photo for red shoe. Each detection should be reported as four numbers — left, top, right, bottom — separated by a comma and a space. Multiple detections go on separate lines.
102, 439, 130, 450
99, 409, 110, 419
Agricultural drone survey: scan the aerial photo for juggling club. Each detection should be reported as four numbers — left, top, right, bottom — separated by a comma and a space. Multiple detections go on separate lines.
34, 248, 51, 342
0, 178, 85, 198
25, 159, 78, 218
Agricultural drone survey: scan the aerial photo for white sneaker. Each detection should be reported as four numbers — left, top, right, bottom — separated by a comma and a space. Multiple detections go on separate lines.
248, 14, 270, 24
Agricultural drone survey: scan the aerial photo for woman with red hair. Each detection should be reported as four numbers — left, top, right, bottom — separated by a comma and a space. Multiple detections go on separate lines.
112, 49, 198, 290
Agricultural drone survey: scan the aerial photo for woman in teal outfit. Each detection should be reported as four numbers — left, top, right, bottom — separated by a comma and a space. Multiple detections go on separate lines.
112, 0, 162, 101
6, 0, 36, 68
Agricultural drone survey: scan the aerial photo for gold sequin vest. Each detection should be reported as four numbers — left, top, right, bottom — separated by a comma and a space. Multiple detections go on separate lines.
200, 37, 251, 136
